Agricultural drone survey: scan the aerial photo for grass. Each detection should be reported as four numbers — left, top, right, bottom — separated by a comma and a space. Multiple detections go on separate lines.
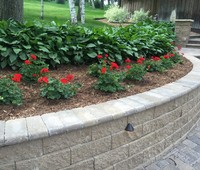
24, 0, 108, 27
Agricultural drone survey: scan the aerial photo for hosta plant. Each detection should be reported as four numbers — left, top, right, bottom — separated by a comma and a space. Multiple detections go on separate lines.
0, 77, 23, 106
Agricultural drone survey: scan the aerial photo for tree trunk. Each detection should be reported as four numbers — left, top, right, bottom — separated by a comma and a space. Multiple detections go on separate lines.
77, 0, 81, 21
100, 0, 104, 9
41, 0, 44, 19
56, 0, 65, 4
0, 0, 23, 22
79, 0, 85, 24
68, 0, 77, 24
91, 0, 95, 9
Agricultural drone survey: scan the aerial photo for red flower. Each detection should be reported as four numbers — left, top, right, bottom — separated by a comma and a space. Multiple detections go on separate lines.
151, 56, 160, 61
110, 62, 119, 70
25, 60, 31, 65
40, 68, 49, 74
163, 55, 169, 59
32, 74, 37, 77
105, 54, 109, 58
12, 73, 22, 82
125, 58, 131, 63
38, 76, 48, 84
137, 57, 145, 64
60, 78, 68, 84
97, 54, 103, 59
66, 74, 74, 81
30, 54, 37, 60
170, 53, 175, 57
126, 65, 131, 70
101, 67, 106, 74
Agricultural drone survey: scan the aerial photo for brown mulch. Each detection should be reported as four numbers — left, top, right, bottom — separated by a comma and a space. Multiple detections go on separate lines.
0, 57, 193, 120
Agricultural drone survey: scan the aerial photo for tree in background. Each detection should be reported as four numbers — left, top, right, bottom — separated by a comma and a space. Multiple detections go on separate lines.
68, 0, 77, 23
0, 0, 23, 22
41, 0, 44, 19
77, 0, 85, 24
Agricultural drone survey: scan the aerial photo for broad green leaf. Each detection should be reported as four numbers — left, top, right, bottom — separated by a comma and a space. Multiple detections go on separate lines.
9, 54, 17, 63
39, 46, 50, 53
87, 52, 97, 58
0, 60, 7, 68
86, 43, 96, 48
13, 48, 22, 54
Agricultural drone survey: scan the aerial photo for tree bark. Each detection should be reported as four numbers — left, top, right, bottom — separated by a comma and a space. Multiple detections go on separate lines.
100, 0, 104, 9
77, 0, 81, 21
0, 0, 23, 22
79, 0, 85, 24
90, 0, 95, 9
41, 0, 44, 19
68, 0, 77, 24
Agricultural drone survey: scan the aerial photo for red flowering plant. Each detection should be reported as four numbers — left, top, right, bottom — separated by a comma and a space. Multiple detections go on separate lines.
88, 54, 110, 77
39, 74, 81, 100
0, 77, 22, 106
94, 59, 125, 93
144, 56, 165, 73
160, 54, 174, 69
19, 54, 49, 83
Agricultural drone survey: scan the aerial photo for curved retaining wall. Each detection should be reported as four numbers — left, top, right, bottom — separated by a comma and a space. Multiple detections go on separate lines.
1, 54, 200, 170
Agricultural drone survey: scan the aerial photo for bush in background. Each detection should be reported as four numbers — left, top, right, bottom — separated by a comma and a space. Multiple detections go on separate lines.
131, 9, 151, 23
104, 5, 129, 23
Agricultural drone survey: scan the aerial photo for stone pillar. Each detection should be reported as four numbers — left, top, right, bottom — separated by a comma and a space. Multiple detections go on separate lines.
175, 19, 194, 47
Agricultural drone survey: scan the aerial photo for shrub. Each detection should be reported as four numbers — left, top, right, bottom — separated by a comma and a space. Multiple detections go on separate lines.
94, 71, 125, 93
104, 5, 129, 23
0, 20, 175, 69
131, 9, 151, 23
39, 76, 80, 100
19, 54, 49, 83
0, 77, 23, 106
144, 57, 165, 73
125, 64, 146, 81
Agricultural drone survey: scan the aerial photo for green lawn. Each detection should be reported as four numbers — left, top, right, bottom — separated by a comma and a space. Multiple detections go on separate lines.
24, 0, 108, 27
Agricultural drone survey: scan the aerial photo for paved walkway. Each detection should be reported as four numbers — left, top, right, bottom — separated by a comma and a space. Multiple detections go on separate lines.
143, 48, 200, 170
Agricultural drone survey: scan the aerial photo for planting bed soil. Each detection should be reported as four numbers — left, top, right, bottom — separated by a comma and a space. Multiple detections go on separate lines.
0, 57, 192, 120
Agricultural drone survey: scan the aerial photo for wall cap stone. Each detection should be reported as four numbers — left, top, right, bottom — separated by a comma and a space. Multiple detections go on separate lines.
1, 54, 200, 146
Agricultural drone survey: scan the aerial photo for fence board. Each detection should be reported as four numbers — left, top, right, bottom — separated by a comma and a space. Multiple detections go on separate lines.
122, 0, 200, 29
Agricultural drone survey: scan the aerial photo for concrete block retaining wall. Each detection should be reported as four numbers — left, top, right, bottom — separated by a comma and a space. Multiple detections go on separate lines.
1, 54, 200, 170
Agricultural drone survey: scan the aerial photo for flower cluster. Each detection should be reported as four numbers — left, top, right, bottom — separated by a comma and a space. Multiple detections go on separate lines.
60, 74, 74, 84
137, 57, 145, 64
12, 73, 22, 82
19, 54, 49, 83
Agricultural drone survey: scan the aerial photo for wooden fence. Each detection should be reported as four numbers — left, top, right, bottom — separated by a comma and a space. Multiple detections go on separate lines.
122, 0, 200, 30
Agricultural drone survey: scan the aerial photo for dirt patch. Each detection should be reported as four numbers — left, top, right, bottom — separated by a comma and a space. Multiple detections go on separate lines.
0, 57, 193, 120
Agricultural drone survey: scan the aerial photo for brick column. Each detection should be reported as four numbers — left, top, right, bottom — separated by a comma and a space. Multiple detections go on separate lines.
175, 19, 194, 47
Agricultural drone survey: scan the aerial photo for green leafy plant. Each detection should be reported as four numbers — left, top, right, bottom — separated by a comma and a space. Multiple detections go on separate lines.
104, 5, 129, 23
125, 64, 146, 81
0, 20, 175, 69
161, 54, 174, 69
39, 75, 80, 100
19, 54, 49, 83
144, 56, 165, 73
87, 54, 109, 77
0, 77, 23, 106
94, 61, 125, 93
131, 9, 151, 23
169, 51, 183, 64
